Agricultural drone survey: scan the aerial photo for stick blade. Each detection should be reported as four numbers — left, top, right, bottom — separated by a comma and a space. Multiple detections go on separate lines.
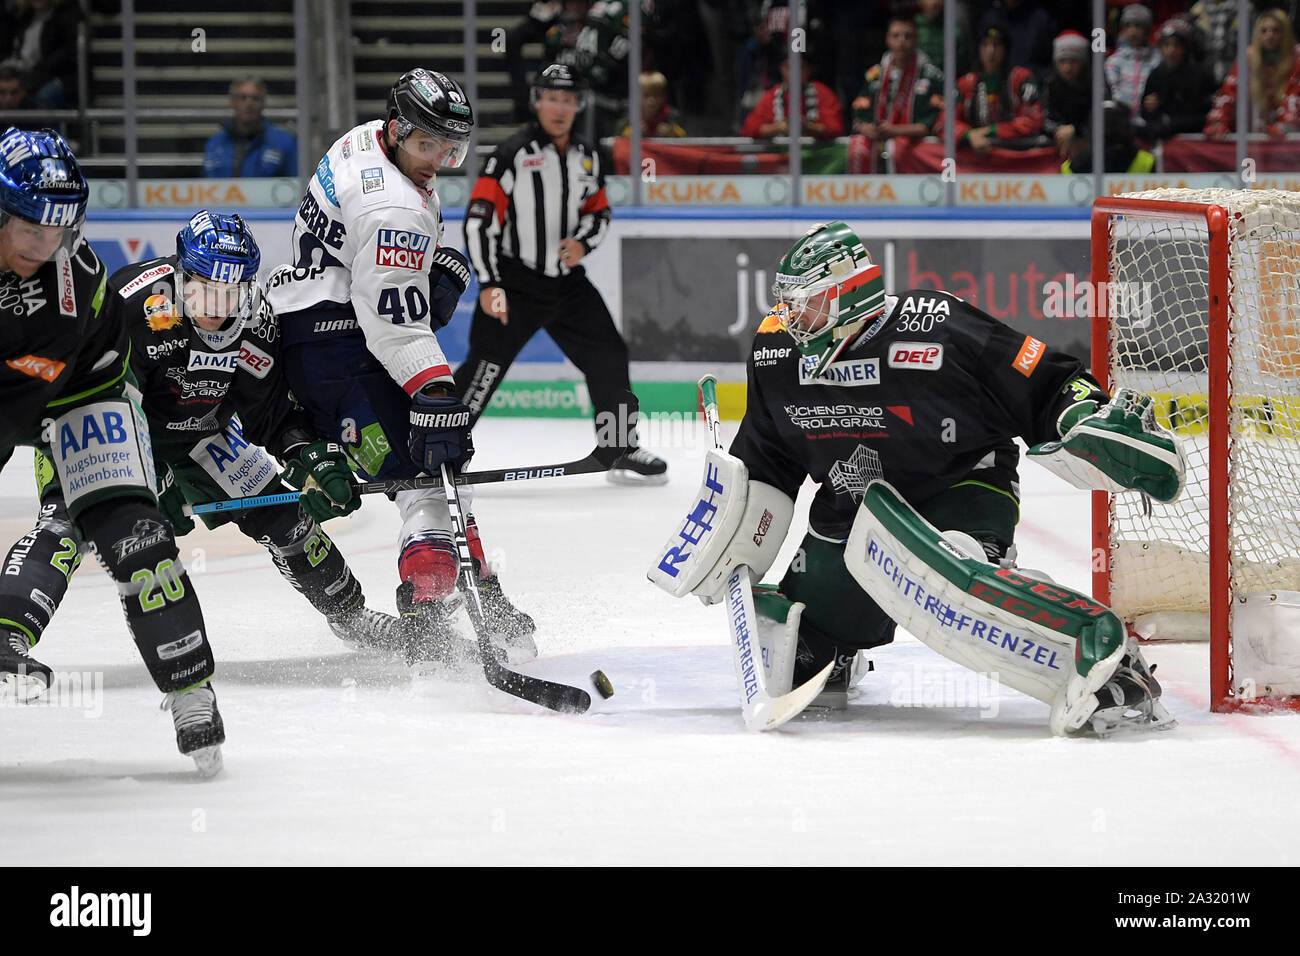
743, 660, 835, 732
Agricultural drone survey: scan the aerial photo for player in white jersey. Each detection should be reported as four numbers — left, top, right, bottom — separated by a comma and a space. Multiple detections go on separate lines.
267, 69, 535, 660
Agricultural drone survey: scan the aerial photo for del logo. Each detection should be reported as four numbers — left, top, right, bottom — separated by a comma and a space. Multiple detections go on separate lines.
187, 350, 239, 372
799, 355, 880, 386
60, 411, 128, 457
1013, 336, 1045, 377
237, 342, 273, 379
375, 229, 430, 270
521, 154, 546, 170
6, 354, 65, 382
144, 294, 179, 331
888, 342, 944, 370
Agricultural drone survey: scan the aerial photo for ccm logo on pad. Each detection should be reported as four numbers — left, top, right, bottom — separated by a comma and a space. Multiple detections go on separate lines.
888, 343, 943, 370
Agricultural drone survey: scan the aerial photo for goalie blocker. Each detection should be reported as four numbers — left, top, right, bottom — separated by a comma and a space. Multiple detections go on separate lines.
845, 479, 1173, 736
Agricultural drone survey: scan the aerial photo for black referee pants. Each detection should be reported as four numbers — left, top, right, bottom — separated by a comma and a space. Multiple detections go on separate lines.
453, 269, 638, 452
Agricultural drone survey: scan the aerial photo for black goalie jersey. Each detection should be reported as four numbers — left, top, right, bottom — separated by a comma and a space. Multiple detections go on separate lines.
730, 290, 1108, 541
106, 256, 311, 463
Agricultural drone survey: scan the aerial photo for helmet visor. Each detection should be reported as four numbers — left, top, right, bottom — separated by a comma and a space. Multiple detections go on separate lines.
397, 125, 470, 169
3, 214, 81, 269
182, 274, 255, 325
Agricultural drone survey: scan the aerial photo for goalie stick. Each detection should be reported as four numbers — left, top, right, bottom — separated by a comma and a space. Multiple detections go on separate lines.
184, 446, 613, 516
698, 375, 833, 731
438, 460, 593, 715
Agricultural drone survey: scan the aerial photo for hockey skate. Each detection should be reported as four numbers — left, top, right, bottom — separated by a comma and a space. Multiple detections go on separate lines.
607, 447, 668, 486
327, 604, 407, 654
163, 683, 225, 777
396, 581, 496, 672
0, 630, 52, 702
1086, 647, 1176, 737
470, 570, 538, 663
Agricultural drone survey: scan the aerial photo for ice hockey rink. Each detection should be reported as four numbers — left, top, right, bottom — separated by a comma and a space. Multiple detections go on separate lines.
4, 416, 1299, 867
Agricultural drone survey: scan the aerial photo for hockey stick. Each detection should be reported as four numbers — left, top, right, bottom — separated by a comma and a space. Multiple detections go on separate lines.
183, 446, 612, 517
438, 461, 592, 715
698, 375, 833, 731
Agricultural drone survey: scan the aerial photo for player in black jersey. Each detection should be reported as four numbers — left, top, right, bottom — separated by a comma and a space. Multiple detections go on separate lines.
0, 128, 224, 773
652, 222, 1186, 736
0, 211, 410, 680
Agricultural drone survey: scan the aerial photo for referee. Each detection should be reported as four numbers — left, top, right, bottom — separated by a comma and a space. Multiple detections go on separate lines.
458, 63, 667, 484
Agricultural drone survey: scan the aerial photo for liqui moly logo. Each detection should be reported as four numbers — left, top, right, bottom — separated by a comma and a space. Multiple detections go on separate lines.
375, 229, 430, 270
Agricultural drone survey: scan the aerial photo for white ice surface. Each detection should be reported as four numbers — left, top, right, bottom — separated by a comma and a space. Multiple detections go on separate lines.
3, 417, 1300, 866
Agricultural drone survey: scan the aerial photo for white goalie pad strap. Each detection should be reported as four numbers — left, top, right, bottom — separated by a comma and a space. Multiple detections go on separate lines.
51, 397, 158, 514
648, 450, 794, 603
1028, 444, 1127, 493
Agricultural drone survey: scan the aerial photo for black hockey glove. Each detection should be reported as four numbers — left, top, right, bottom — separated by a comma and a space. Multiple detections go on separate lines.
429, 247, 472, 329
409, 388, 475, 474
156, 468, 195, 536
282, 442, 360, 523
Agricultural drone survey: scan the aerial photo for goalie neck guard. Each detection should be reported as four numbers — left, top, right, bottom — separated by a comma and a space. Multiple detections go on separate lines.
770, 221, 887, 378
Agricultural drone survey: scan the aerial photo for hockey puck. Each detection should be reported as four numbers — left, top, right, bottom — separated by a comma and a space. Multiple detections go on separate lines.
590, 670, 615, 699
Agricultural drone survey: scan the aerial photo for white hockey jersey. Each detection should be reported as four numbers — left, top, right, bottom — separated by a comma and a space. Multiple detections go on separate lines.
267, 120, 454, 395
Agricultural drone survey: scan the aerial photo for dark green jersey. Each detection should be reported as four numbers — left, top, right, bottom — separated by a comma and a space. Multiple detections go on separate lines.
0, 241, 118, 456
731, 291, 1107, 541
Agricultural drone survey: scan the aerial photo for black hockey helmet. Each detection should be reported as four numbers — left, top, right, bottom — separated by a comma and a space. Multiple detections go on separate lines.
387, 68, 474, 168
530, 63, 590, 111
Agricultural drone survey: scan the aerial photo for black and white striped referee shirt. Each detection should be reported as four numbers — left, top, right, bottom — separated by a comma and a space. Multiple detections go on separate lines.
464, 121, 611, 285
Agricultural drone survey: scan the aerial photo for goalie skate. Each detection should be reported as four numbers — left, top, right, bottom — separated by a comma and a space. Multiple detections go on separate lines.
1085, 646, 1177, 737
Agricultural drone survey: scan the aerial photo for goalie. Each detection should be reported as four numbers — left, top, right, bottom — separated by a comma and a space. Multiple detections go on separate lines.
649, 222, 1185, 736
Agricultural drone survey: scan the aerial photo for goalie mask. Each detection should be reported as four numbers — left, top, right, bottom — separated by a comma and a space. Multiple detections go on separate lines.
770, 222, 887, 378
176, 210, 261, 352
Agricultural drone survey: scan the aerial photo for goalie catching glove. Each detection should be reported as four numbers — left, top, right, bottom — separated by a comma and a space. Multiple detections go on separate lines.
647, 448, 794, 604
281, 441, 360, 523
1027, 387, 1186, 502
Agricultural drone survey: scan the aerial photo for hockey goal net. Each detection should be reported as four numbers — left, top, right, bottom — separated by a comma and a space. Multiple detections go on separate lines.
1091, 188, 1300, 712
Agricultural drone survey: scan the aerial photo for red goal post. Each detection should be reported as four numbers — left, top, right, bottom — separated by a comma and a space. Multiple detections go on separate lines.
1090, 188, 1300, 713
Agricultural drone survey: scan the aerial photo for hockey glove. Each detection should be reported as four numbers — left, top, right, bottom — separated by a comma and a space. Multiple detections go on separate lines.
409, 390, 475, 474
429, 247, 472, 329
1027, 388, 1186, 502
282, 442, 360, 523
156, 468, 195, 536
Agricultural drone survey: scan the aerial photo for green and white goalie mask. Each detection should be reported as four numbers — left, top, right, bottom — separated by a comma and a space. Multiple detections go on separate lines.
770, 221, 887, 378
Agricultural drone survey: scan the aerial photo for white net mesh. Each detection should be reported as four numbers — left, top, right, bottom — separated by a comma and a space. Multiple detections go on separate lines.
1103, 189, 1300, 696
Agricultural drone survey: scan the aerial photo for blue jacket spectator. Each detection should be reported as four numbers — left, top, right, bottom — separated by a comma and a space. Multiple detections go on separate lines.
202, 77, 298, 178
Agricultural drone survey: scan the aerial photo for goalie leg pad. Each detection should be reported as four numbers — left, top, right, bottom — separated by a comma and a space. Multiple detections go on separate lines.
845, 480, 1132, 731
647, 448, 793, 603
